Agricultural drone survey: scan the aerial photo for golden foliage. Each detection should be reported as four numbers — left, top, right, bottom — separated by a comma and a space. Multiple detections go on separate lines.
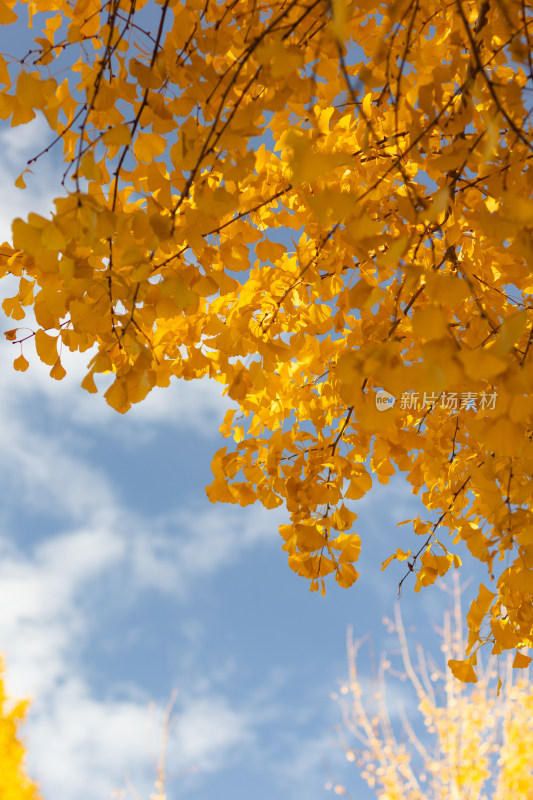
0, 657, 41, 800
1, 0, 533, 676
332, 582, 533, 799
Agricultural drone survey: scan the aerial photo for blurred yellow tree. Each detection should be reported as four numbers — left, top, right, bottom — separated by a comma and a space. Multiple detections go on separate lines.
331, 583, 533, 798
0, 657, 41, 800
0, 0, 532, 676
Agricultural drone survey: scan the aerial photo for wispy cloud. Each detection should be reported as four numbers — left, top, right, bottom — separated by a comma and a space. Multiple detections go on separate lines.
0, 328, 232, 439
0, 458, 273, 800
128, 503, 282, 598
0, 276, 277, 800
25, 678, 257, 800
0, 116, 60, 242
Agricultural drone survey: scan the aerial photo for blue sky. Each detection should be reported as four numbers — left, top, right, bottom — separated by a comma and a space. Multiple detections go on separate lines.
0, 27, 497, 800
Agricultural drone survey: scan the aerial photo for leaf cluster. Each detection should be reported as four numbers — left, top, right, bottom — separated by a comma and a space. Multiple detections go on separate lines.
1, 0, 533, 677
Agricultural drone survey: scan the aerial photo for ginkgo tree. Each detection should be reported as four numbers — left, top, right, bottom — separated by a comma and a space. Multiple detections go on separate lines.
0, 0, 532, 680
0, 657, 41, 800
331, 581, 533, 798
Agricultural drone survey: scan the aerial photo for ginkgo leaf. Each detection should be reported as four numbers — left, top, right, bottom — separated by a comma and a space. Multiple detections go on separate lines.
348, 278, 384, 309
227, 367, 249, 401
335, 563, 358, 587
16, 71, 48, 108
467, 583, 496, 631
2, 293, 24, 319
411, 307, 448, 340
13, 354, 29, 372
81, 371, 98, 394
80, 152, 101, 181
129, 57, 160, 89
103, 125, 132, 146
501, 191, 533, 225
489, 310, 528, 357
377, 235, 409, 268
345, 216, 383, 242
448, 659, 477, 683
305, 190, 358, 225
34, 329, 58, 366
256, 37, 304, 78
160, 276, 198, 308
345, 467, 372, 500
422, 187, 450, 222
50, 358, 66, 380
328, 0, 349, 41
459, 348, 507, 380
479, 418, 524, 458
512, 651, 532, 669
424, 274, 470, 306
294, 523, 327, 552
0, 3, 17, 24
14, 168, 32, 189
332, 531, 361, 562
0, 52, 9, 83
104, 379, 130, 414
381, 548, 411, 571
134, 131, 167, 162
336, 351, 362, 397
285, 130, 349, 184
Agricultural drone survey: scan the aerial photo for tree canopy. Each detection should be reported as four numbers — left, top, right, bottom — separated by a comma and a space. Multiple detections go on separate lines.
0, 0, 532, 679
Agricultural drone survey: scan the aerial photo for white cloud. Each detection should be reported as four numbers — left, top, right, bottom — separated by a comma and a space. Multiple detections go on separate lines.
0, 115, 60, 242
127, 504, 282, 598
0, 484, 270, 800
24, 679, 257, 800
276, 729, 350, 800
125, 374, 232, 435
25, 679, 155, 799
0, 525, 124, 697
170, 695, 254, 771
0, 358, 276, 800
0, 515, 259, 800
0, 385, 118, 524
0, 303, 232, 440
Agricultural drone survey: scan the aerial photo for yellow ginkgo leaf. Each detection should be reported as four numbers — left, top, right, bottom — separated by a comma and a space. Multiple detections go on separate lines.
448, 658, 478, 683
34, 329, 58, 366
104, 379, 130, 414
294, 523, 327, 552
512, 651, 532, 669
0, 2, 17, 24
13, 353, 29, 372
81, 371, 98, 394
335, 563, 358, 587
50, 358, 66, 380
14, 169, 32, 189
411, 306, 448, 340
102, 124, 132, 146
